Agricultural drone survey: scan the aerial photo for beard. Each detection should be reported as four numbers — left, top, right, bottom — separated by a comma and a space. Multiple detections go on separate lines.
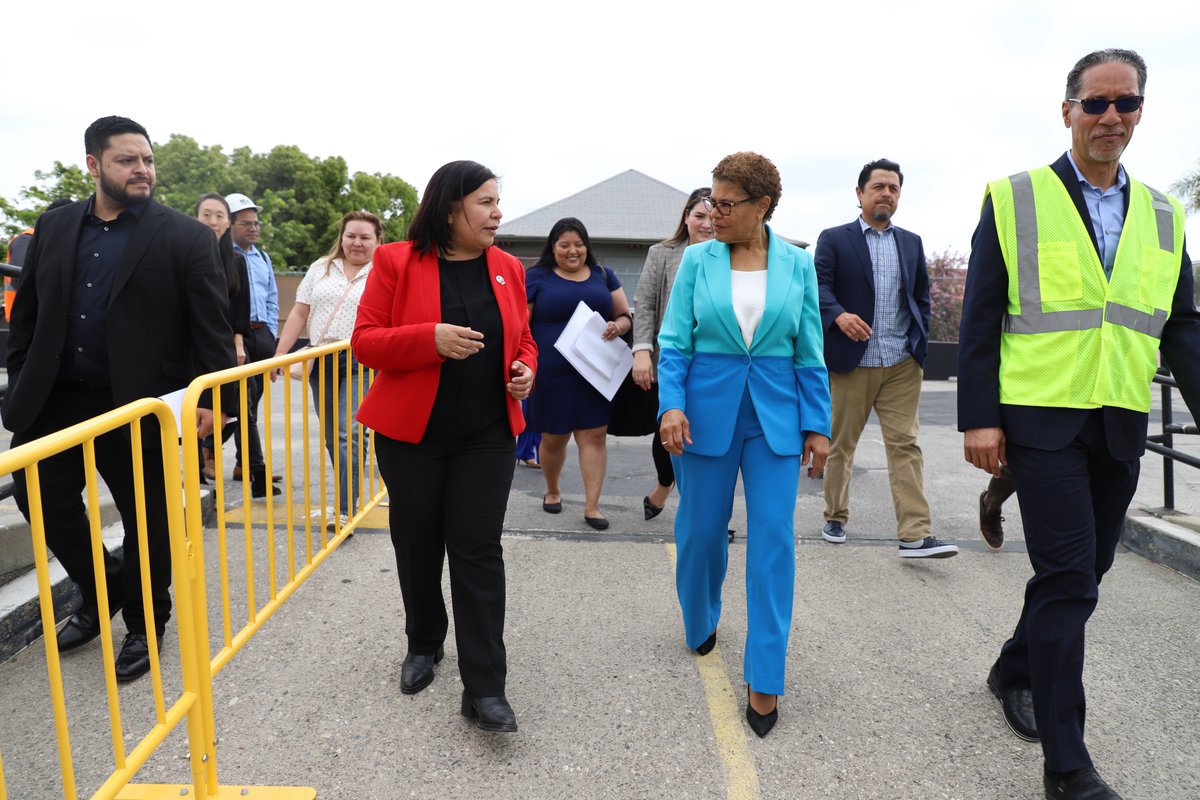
871, 206, 893, 223
99, 169, 155, 208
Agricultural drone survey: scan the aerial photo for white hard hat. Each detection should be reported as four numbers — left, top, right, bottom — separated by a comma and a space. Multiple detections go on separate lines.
225, 192, 262, 214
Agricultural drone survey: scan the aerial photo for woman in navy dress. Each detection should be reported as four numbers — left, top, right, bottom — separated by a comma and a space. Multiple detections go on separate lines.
525, 217, 632, 530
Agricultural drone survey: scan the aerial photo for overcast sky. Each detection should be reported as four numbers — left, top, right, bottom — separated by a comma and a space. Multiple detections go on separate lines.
4, 0, 1199, 256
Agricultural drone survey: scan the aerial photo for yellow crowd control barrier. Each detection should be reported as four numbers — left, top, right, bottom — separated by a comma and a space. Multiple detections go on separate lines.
1, 342, 383, 797
0, 399, 213, 800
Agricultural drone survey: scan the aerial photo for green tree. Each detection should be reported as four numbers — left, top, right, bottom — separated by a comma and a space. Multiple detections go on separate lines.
1171, 160, 1200, 212
0, 161, 93, 240
2, 137, 418, 270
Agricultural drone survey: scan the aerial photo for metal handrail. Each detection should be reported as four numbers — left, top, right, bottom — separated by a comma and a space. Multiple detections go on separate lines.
1146, 369, 1200, 509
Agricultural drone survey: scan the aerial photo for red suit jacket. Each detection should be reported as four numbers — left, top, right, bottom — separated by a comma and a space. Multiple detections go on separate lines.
352, 241, 537, 443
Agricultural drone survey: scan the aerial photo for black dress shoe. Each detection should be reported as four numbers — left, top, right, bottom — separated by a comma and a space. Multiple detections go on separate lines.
57, 597, 124, 652
460, 691, 518, 733
400, 646, 444, 695
250, 472, 282, 498
987, 658, 1039, 741
745, 687, 778, 738
115, 632, 160, 683
542, 495, 562, 514
583, 515, 609, 530
1044, 767, 1122, 799
695, 630, 717, 656
643, 496, 665, 520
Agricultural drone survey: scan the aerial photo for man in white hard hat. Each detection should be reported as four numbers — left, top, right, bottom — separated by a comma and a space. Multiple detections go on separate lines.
226, 192, 280, 497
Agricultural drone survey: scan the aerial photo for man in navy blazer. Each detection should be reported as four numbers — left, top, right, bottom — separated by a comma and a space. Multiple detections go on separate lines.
959, 49, 1200, 800
815, 159, 955, 558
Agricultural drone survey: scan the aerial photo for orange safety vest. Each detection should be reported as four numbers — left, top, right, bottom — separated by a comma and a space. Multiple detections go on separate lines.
4, 228, 33, 322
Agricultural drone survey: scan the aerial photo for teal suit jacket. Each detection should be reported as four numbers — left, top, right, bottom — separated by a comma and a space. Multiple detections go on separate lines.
657, 227, 831, 457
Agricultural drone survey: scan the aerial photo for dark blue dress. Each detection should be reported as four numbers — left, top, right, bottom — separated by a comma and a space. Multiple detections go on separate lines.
525, 264, 622, 434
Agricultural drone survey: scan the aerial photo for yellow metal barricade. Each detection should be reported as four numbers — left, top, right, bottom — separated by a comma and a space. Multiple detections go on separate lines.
0, 400, 213, 800
0, 342, 381, 798
176, 341, 381, 795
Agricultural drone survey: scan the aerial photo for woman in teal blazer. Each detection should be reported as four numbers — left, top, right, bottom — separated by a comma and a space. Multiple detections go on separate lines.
658, 152, 831, 737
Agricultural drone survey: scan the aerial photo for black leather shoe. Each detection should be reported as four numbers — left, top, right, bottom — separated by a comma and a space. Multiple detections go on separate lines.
250, 471, 282, 498
542, 495, 562, 514
461, 691, 517, 733
115, 632, 160, 683
695, 630, 717, 656
57, 597, 124, 652
1044, 767, 1122, 799
987, 658, 1039, 741
400, 646, 444, 695
583, 515, 609, 530
745, 687, 778, 738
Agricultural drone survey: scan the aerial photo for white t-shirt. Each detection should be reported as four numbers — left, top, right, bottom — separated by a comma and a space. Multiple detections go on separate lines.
295, 257, 372, 344
730, 269, 767, 348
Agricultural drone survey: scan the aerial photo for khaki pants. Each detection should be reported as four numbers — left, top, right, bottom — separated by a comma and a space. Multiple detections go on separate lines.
823, 357, 930, 542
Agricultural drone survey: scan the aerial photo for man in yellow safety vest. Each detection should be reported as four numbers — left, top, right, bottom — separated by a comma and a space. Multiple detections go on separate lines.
958, 49, 1200, 800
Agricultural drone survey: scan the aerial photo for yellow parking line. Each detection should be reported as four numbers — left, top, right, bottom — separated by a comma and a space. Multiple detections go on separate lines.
665, 544, 761, 800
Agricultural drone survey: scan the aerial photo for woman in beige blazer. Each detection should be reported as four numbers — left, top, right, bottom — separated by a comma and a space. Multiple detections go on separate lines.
631, 187, 713, 518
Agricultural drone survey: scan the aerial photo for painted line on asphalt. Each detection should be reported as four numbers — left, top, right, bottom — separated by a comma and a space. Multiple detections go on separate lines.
665, 543, 761, 800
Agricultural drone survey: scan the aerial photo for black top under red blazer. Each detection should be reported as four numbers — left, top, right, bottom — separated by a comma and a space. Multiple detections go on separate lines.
957, 152, 1200, 459
352, 242, 538, 443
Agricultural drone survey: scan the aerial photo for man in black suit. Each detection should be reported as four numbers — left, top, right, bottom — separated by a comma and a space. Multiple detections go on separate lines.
816, 159, 957, 559
3, 116, 236, 681
959, 50, 1200, 800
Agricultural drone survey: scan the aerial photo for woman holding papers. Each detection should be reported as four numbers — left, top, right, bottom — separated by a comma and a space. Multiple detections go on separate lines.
658, 152, 831, 738
352, 161, 537, 733
525, 217, 632, 530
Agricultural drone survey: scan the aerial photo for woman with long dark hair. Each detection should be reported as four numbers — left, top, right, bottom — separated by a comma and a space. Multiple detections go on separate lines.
524, 217, 632, 530
195, 192, 250, 482
352, 161, 536, 733
631, 188, 713, 519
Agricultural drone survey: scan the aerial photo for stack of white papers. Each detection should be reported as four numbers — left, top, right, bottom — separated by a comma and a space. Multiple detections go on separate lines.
553, 301, 634, 401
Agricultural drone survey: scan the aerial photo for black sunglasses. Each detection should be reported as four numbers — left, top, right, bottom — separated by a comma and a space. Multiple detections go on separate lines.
1067, 95, 1143, 115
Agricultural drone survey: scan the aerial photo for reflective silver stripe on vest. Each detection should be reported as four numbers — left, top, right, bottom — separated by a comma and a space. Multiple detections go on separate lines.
1003, 171, 1166, 338
1145, 186, 1175, 253
1105, 301, 1167, 338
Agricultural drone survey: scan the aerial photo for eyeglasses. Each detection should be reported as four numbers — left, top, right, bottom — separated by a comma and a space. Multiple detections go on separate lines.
702, 196, 755, 216
1067, 95, 1143, 115
235, 220, 262, 229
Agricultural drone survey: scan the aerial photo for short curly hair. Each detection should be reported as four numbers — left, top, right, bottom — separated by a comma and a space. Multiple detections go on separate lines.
711, 151, 782, 221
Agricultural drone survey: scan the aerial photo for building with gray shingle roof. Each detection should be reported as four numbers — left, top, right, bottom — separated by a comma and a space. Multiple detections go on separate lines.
495, 169, 806, 301
495, 169, 692, 294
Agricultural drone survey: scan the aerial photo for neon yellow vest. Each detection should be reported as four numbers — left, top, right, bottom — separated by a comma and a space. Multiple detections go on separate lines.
987, 166, 1185, 413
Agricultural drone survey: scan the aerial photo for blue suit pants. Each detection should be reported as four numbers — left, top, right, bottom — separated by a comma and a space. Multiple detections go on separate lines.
673, 388, 800, 695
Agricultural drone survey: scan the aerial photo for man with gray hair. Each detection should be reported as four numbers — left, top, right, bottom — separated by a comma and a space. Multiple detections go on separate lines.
958, 49, 1200, 799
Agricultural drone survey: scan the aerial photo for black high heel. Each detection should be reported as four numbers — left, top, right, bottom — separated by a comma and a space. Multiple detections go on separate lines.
745, 687, 778, 738
695, 630, 717, 656
643, 496, 665, 520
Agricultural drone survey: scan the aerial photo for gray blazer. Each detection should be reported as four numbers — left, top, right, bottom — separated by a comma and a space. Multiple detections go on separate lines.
632, 241, 687, 367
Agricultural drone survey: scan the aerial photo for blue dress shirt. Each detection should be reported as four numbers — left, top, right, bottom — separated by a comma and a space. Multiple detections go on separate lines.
234, 243, 279, 336
1066, 150, 1126, 278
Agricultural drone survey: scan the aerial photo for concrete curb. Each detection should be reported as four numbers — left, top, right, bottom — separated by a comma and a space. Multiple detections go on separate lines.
0, 487, 217, 663
1121, 510, 1200, 581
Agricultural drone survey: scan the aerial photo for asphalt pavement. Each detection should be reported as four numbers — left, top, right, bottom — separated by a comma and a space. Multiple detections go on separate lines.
1, 380, 1198, 800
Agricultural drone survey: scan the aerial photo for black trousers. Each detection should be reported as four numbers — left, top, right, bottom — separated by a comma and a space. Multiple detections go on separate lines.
997, 410, 1139, 773
233, 325, 276, 472
11, 384, 173, 635
374, 424, 516, 697
650, 432, 675, 489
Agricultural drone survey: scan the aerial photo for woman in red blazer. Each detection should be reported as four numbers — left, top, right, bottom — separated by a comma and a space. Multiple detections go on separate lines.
352, 161, 536, 733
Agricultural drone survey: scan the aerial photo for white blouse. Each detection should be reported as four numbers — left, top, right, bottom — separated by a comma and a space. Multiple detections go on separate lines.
730, 270, 768, 348
295, 257, 372, 344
